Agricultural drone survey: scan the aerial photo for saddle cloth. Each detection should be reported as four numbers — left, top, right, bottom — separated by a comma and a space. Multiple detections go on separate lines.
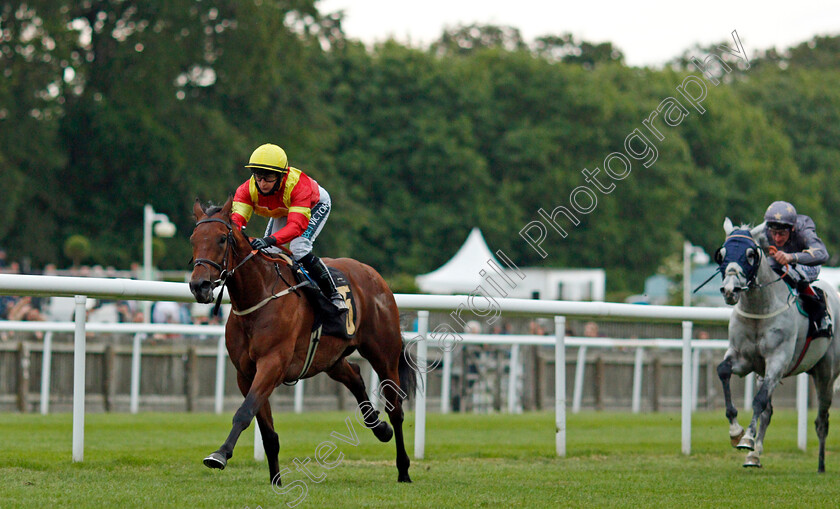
787, 286, 834, 376
297, 265, 358, 340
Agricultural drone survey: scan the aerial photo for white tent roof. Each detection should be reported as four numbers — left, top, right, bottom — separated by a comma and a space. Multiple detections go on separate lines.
415, 227, 499, 294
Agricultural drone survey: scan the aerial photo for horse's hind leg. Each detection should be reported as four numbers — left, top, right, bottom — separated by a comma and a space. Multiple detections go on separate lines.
326, 359, 394, 442
718, 356, 745, 446
812, 369, 834, 473
360, 343, 412, 483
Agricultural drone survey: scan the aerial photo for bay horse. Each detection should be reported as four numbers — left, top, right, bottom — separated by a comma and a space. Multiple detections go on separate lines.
188, 197, 415, 484
715, 218, 840, 470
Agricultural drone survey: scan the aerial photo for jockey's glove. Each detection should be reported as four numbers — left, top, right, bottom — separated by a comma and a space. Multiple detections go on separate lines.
250, 236, 277, 250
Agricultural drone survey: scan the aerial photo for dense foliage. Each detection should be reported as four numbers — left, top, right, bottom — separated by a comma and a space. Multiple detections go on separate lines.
1, 1, 838, 294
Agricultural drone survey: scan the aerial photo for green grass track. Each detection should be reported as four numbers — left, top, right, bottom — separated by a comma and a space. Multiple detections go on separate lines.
2, 410, 839, 508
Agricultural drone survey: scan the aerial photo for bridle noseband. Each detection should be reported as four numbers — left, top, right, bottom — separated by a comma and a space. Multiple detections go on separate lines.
192, 216, 309, 316
193, 217, 235, 285
193, 217, 258, 313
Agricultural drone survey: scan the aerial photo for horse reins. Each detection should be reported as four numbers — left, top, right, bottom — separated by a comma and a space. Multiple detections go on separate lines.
193, 217, 301, 316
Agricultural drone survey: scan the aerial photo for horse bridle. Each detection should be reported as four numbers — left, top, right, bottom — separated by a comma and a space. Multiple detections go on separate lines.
193, 217, 257, 313
193, 216, 311, 315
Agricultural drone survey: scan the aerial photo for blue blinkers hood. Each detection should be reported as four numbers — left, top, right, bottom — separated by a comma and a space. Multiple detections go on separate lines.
716, 229, 761, 285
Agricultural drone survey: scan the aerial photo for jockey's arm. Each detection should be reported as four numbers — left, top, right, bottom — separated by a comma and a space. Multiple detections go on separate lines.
792, 225, 829, 266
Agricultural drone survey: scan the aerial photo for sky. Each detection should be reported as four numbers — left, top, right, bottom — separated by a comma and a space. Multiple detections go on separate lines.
317, 0, 840, 67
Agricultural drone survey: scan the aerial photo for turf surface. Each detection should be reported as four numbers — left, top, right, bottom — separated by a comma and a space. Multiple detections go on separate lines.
2, 410, 838, 508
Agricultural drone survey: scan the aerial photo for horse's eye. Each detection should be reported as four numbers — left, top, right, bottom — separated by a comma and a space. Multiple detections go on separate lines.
219, 236, 227, 245
714, 247, 725, 265
746, 248, 757, 266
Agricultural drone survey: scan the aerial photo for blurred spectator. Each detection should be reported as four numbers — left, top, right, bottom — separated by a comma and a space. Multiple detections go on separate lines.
115, 300, 136, 323
2, 296, 46, 340
0, 247, 7, 269
583, 321, 602, 338
152, 301, 183, 324
0, 295, 18, 319
528, 319, 547, 336
152, 300, 187, 341
464, 320, 481, 334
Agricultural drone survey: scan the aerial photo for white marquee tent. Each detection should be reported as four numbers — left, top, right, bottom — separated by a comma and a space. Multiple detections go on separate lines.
415, 227, 497, 294
415, 227, 606, 301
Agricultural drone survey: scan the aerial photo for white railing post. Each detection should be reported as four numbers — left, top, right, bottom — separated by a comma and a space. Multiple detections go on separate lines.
572, 345, 587, 413
441, 349, 452, 414
130, 332, 145, 414
631, 347, 644, 414
507, 344, 520, 414
254, 420, 264, 461
214, 334, 226, 414
744, 372, 754, 411
368, 367, 380, 411
414, 310, 429, 460
691, 348, 701, 411
294, 380, 305, 414
797, 372, 809, 451
72, 295, 87, 462
681, 321, 693, 455
40, 331, 53, 415
555, 316, 566, 457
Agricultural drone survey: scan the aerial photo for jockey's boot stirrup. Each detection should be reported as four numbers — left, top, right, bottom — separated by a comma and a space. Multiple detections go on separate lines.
301, 253, 348, 312
801, 285, 832, 338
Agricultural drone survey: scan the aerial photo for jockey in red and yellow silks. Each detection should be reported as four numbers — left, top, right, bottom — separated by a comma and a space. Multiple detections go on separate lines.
230, 143, 347, 313
230, 166, 320, 246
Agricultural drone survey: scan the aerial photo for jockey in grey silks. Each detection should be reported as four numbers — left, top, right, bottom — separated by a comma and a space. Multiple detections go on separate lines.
762, 200, 832, 338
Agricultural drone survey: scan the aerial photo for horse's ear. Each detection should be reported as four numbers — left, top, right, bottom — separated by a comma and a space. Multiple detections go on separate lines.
751, 222, 769, 249
723, 217, 734, 235
193, 198, 205, 221
221, 195, 234, 218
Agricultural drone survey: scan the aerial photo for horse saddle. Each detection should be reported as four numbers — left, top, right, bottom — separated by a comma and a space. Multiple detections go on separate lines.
296, 265, 358, 340
786, 286, 834, 376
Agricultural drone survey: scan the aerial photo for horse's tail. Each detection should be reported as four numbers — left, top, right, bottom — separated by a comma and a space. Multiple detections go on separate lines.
398, 340, 417, 401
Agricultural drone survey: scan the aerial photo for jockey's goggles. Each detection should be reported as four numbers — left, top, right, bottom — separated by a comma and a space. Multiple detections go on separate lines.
767, 223, 792, 234
252, 170, 282, 183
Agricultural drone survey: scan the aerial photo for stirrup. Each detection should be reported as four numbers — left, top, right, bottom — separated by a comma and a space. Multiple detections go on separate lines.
330, 292, 348, 311
815, 318, 833, 338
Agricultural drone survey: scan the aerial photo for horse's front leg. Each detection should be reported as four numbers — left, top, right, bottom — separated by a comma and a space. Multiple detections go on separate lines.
744, 397, 772, 468
738, 355, 785, 463
718, 351, 750, 446
204, 355, 285, 472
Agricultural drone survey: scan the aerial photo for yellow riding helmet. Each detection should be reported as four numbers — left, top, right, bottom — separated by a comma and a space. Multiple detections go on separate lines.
245, 144, 288, 173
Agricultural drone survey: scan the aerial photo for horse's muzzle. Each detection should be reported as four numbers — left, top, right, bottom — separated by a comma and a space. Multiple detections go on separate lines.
720, 286, 742, 305
189, 279, 216, 304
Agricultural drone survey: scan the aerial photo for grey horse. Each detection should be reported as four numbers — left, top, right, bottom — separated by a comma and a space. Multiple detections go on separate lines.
715, 218, 840, 470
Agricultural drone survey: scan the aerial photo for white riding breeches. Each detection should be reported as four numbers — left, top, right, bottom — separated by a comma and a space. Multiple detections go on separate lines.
264, 185, 331, 260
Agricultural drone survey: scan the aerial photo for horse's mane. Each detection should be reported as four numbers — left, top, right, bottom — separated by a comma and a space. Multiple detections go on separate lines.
205, 204, 224, 216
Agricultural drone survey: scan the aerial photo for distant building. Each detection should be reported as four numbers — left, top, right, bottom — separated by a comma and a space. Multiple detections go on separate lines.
415, 227, 605, 301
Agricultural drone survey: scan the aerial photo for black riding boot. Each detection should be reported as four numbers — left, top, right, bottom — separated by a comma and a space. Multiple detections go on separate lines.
798, 281, 832, 338
300, 253, 348, 312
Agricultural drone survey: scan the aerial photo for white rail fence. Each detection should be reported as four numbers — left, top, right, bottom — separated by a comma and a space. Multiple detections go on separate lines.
0, 274, 812, 463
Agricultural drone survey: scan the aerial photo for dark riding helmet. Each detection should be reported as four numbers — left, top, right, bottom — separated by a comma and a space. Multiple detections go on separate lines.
764, 201, 797, 230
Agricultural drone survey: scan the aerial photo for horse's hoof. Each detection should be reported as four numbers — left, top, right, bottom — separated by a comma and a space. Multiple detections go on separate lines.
743, 453, 762, 468
736, 435, 755, 451
398, 473, 412, 483
372, 421, 394, 443
729, 427, 745, 448
203, 452, 227, 470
